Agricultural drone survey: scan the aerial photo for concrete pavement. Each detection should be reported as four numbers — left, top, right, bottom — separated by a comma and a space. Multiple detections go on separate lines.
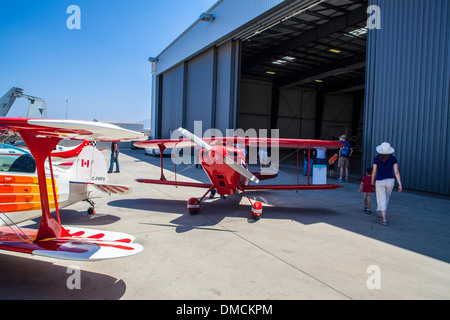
0, 149, 448, 300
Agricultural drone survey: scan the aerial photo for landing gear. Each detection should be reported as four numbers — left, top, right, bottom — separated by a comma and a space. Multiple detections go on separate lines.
186, 187, 215, 215
84, 199, 96, 215
251, 201, 263, 220
239, 186, 263, 220
187, 197, 200, 215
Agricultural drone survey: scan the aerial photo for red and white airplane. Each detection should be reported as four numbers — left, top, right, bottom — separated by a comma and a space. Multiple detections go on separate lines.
134, 127, 343, 220
0, 118, 147, 261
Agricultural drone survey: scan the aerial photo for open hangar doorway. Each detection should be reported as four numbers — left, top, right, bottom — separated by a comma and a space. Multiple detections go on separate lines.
237, 0, 368, 177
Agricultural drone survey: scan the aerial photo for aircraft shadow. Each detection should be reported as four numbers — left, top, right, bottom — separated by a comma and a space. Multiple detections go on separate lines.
0, 253, 126, 300
108, 195, 340, 234
23, 209, 122, 230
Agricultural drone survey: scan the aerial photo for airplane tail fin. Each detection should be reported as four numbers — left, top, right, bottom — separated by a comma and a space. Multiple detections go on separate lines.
69, 145, 109, 184
68, 145, 132, 195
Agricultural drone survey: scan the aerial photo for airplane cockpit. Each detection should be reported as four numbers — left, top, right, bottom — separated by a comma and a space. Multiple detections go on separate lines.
0, 143, 36, 173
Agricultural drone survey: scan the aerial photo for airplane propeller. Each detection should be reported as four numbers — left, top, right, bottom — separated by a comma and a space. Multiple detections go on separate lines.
177, 127, 260, 184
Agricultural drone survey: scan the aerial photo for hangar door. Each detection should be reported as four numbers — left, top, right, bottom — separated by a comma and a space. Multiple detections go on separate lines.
156, 40, 240, 138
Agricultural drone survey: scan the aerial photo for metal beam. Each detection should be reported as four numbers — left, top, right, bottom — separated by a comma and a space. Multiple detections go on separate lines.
242, 5, 367, 73
276, 52, 366, 88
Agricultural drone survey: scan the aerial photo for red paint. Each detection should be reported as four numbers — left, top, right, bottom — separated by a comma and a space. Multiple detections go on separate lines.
51, 141, 91, 158
20, 131, 70, 241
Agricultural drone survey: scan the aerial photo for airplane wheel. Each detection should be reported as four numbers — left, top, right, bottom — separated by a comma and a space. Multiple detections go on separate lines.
251, 201, 262, 220
87, 207, 96, 215
187, 198, 200, 215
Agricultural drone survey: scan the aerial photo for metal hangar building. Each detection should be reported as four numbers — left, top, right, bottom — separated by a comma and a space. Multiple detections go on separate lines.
148, 0, 449, 195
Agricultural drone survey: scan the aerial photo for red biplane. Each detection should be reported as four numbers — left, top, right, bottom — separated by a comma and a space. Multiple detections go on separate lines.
134, 127, 344, 220
0, 118, 146, 261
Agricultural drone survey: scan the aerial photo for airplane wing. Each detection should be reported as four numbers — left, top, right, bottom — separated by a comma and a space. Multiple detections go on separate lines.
0, 117, 147, 261
136, 178, 212, 189
0, 118, 147, 142
70, 181, 133, 195
134, 137, 342, 150
0, 226, 143, 261
134, 138, 194, 150
241, 184, 342, 191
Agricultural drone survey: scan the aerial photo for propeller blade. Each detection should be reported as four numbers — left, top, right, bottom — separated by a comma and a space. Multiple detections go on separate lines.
177, 127, 212, 151
224, 156, 260, 184
177, 127, 259, 184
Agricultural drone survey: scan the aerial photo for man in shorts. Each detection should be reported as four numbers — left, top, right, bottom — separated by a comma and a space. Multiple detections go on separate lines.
338, 135, 352, 182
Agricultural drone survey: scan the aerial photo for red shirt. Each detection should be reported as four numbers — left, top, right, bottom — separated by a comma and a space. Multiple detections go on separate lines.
361, 176, 375, 193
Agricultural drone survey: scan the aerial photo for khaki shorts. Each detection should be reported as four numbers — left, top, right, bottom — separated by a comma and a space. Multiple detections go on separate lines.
338, 156, 350, 168
363, 192, 373, 201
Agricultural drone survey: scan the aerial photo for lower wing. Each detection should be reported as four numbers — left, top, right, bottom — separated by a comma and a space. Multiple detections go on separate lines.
241, 184, 342, 191
0, 226, 143, 261
136, 179, 212, 189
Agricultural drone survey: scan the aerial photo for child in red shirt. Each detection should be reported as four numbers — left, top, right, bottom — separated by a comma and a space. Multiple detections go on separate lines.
359, 167, 375, 214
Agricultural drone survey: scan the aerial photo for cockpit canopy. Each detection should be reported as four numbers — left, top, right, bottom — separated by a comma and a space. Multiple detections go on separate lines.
0, 143, 36, 173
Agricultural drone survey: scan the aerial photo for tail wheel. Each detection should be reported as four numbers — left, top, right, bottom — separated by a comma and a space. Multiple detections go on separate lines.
251, 201, 263, 220
187, 198, 200, 215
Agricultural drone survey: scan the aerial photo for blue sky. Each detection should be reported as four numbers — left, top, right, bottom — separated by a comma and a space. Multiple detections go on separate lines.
0, 0, 217, 127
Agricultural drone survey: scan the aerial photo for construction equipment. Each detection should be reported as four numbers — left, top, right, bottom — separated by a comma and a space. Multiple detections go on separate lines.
0, 87, 47, 118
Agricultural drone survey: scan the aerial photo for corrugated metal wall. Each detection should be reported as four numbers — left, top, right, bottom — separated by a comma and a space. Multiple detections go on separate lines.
155, 40, 240, 138
364, 0, 450, 195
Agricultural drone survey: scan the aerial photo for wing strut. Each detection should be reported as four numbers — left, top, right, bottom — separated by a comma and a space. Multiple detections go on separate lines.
307, 144, 311, 185
158, 143, 167, 181
48, 155, 61, 225
20, 132, 70, 241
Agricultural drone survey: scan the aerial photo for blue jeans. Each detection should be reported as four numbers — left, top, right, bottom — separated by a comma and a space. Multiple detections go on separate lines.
303, 158, 313, 176
108, 154, 120, 172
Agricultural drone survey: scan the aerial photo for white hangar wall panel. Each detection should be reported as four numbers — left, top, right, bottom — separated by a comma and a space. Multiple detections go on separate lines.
160, 64, 184, 138
277, 88, 316, 139
185, 49, 215, 133
320, 94, 355, 140
154, 40, 241, 137
240, 80, 358, 140
364, 0, 450, 195
238, 79, 272, 131
215, 41, 240, 132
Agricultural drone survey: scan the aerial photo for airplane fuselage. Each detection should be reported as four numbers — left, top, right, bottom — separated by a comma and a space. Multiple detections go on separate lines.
200, 145, 247, 195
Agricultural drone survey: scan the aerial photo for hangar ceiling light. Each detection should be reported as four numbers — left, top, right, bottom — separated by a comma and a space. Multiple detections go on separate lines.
347, 26, 368, 38
271, 56, 296, 65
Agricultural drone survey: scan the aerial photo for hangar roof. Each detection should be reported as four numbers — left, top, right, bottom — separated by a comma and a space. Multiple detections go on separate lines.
239, 0, 368, 93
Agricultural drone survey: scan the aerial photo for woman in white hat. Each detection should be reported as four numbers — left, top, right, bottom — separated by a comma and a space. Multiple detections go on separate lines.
371, 142, 403, 226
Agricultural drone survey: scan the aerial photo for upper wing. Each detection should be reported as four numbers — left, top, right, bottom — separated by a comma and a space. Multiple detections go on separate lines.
134, 138, 194, 150
0, 118, 148, 142
134, 137, 342, 150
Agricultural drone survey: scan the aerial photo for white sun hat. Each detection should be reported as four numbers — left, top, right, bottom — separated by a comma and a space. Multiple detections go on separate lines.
376, 142, 395, 155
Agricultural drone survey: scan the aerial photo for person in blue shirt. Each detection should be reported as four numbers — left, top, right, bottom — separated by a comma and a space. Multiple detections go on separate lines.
371, 142, 403, 226
338, 135, 353, 182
